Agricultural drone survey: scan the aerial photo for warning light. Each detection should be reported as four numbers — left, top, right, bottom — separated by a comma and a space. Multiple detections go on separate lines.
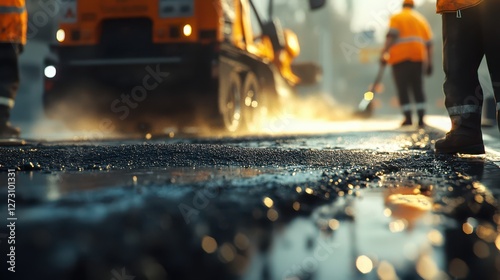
56, 29, 66, 42
364, 91, 374, 101
183, 24, 192, 37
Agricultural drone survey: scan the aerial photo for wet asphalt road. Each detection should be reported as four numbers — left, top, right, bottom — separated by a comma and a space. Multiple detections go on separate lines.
1, 124, 500, 280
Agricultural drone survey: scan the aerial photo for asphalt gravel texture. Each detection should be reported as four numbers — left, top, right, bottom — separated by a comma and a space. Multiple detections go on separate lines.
1, 128, 499, 280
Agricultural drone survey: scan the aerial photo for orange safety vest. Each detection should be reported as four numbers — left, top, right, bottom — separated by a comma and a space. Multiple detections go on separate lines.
387, 8, 432, 65
436, 0, 483, 13
0, 0, 27, 45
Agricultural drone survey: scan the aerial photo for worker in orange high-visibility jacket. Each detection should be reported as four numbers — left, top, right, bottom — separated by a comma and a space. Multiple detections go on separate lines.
0, 0, 27, 138
434, 0, 500, 155
380, 0, 433, 127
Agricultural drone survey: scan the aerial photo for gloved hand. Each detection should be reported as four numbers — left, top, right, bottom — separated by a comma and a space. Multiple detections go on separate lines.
426, 63, 433, 76
380, 52, 389, 65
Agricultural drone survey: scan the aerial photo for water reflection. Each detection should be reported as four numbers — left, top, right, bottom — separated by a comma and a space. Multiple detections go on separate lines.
259, 157, 500, 280
2, 156, 500, 280
384, 186, 433, 231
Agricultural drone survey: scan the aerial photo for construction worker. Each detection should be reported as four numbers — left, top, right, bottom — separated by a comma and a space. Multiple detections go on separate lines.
380, 0, 433, 127
434, 0, 500, 154
0, 0, 27, 138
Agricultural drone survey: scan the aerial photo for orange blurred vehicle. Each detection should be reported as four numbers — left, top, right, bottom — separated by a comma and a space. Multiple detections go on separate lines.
43, 0, 324, 133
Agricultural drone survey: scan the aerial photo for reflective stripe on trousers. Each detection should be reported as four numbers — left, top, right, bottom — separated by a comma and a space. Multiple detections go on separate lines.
401, 102, 426, 112
401, 104, 412, 112
447, 105, 482, 116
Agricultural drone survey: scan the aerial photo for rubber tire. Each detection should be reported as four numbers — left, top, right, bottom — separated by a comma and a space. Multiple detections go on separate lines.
241, 72, 265, 132
222, 72, 243, 133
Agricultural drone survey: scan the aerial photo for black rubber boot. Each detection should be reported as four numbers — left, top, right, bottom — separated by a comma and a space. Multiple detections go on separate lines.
401, 111, 412, 126
435, 131, 484, 154
417, 109, 425, 127
435, 115, 484, 154
0, 121, 20, 138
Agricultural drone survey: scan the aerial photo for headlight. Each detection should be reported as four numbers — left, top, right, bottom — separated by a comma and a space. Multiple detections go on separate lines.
183, 24, 192, 37
56, 29, 66, 42
44, 66, 57, 79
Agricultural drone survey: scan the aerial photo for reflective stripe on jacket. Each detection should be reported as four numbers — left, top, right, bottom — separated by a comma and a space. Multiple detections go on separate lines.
436, 0, 483, 13
387, 8, 432, 65
0, 0, 27, 44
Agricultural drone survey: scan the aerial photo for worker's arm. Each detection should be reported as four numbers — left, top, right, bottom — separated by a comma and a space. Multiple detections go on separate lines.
380, 35, 396, 65
381, 16, 399, 65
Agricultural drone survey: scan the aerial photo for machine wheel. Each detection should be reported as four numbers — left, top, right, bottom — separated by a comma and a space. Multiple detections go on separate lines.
222, 72, 243, 132
241, 72, 266, 132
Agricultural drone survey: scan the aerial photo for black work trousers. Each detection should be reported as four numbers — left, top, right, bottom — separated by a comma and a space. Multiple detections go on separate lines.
0, 43, 21, 120
392, 60, 426, 113
442, 0, 500, 131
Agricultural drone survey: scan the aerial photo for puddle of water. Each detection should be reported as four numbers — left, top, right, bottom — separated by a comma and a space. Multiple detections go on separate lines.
241, 160, 500, 280
1, 151, 500, 280
246, 187, 445, 280
0, 167, 269, 202
0, 166, 328, 207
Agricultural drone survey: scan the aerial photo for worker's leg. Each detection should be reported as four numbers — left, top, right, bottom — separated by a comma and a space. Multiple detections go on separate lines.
0, 43, 21, 138
481, 0, 500, 132
408, 61, 426, 126
392, 61, 412, 125
435, 5, 485, 154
